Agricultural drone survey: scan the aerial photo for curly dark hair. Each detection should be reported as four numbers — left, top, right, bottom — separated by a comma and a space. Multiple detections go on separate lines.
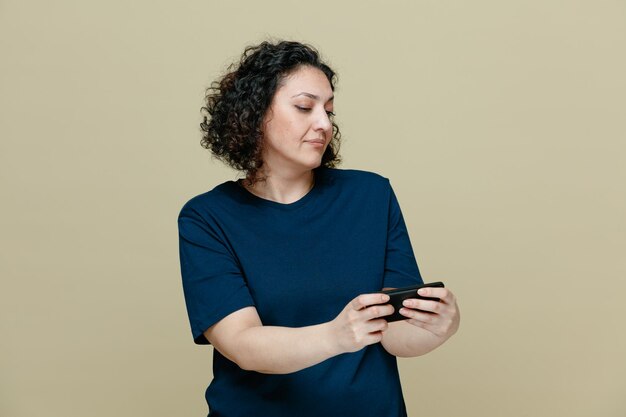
200, 40, 342, 184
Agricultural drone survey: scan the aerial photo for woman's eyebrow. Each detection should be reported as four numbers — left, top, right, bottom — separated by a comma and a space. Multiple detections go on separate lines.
291, 92, 334, 103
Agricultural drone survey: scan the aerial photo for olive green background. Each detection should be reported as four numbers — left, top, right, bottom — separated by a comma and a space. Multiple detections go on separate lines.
1, 1, 624, 416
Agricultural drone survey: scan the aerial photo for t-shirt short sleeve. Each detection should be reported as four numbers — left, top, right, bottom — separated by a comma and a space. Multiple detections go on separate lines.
178, 202, 255, 344
382, 183, 424, 289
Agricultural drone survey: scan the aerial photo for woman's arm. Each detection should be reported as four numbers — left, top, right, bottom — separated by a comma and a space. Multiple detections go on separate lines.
380, 286, 460, 357
205, 293, 395, 374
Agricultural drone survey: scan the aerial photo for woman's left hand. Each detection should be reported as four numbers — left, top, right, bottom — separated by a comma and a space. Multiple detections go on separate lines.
398, 287, 460, 339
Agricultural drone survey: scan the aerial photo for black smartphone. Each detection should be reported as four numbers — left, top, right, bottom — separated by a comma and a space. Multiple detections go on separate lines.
381, 282, 445, 322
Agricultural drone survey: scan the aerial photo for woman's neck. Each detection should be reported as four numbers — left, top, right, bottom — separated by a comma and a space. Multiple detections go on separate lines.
243, 169, 315, 204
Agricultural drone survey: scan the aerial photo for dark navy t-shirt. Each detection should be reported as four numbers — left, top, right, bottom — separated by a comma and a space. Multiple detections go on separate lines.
178, 167, 423, 417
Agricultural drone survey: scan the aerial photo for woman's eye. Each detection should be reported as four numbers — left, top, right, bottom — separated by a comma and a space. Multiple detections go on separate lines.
294, 106, 334, 117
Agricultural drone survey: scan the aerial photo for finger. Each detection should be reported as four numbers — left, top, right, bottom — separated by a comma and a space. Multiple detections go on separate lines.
364, 304, 395, 320
406, 318, 437, 334
399, 307, 438, 324
402, 298, 442, 314
364, 331, 385, 346
366, 318, 389, 333
406, 312, 457, 337
417, 287, 453, 304
351, 293, 390, 310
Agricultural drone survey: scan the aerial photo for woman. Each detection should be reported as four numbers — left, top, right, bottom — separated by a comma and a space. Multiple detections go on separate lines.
178, 40, 460, 416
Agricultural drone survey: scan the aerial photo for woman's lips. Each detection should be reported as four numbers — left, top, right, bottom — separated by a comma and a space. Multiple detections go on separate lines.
305, 139, 325, 148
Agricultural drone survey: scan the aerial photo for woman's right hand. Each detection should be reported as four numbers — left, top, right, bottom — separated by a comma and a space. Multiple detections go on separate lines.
329, 293, 395, 354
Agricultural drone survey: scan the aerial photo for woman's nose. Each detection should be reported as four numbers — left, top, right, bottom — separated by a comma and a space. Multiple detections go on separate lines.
313, 109, 332, 134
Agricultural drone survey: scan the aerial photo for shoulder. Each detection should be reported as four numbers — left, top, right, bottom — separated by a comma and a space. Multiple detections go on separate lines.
319, 167, 392, 199
178, 180, 240, 222
320, 167, 390, 188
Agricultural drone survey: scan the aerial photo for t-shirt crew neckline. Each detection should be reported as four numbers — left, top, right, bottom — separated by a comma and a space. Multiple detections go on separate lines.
233, 168, 325, 211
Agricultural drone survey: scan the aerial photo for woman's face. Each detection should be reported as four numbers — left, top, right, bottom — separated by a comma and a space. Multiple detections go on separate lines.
261, 65, 335, 175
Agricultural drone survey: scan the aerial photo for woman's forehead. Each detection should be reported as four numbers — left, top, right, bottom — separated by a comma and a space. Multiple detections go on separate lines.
277, 66, 333, 100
